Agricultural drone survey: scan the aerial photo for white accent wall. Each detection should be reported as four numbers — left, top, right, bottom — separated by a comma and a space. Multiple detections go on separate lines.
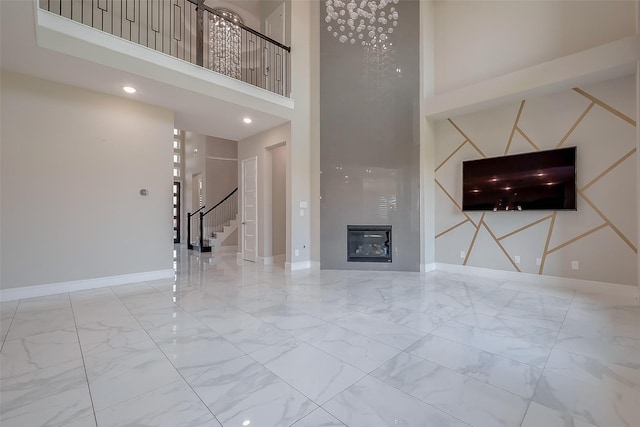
423, 0, 639, 288
434, 76, 637, 287
1, 72, 174, 290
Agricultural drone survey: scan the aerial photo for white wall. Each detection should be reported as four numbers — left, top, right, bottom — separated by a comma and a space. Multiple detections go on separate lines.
289, 0, 313, 268
271, 143, 286, 256
434, 76, 638, 287
237, 123, 289, 260
184, 131, 207, 215
1, 72, 174, 289
434, 1, 636, 93
205, 136, 238, 207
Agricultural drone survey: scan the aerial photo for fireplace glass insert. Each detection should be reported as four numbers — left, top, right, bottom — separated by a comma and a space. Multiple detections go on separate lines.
347, 225, 392, 262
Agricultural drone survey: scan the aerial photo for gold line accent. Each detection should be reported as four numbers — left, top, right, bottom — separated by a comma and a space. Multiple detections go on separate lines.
580, 148, 637, 192
463, 213, 485, 265
481, 219, 521, 272
436, 219, 470, 239
435, 179, 478, 227
504, 101, 526, 155
557, 102, 595, 148
538, 212, 557, 274
435, 179, 462, 211
573, 88, 637, 126
435, 140, 468, 173
578, 190, 638, 253
546, 223, 608, 255
448, 119, 486, 158
516, 127, 540, 151
497, 214, 554, 241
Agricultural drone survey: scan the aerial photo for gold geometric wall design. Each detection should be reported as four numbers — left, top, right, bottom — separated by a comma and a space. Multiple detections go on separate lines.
435, 81, 637, 283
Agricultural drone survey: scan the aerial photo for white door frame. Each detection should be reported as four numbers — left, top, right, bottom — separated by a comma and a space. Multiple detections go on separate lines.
241, 156, 258, 262
265, 2, 286, 45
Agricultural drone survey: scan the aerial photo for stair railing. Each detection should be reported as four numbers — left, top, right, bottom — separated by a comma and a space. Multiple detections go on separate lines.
201, 188, 238, 245
40, 0, 291, 96
186, 205, 206, 250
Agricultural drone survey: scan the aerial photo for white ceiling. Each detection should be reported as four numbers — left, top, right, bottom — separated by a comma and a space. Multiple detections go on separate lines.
0, 0, 290, 141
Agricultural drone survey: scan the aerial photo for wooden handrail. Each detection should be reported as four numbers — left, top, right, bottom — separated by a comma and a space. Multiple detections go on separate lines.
185, 0, 291, 52
203, 188, 238, 216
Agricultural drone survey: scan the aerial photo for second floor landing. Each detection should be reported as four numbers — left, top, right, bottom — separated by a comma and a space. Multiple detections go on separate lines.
1, 0, 295, 140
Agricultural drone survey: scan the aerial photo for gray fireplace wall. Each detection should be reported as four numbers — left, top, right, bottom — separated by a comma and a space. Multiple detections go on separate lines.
320, 0, 420, 271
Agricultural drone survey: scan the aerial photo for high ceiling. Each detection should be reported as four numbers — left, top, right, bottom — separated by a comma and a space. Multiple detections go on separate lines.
0, 0, 290, 141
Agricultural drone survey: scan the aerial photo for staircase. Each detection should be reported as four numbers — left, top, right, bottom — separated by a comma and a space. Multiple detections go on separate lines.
204, 214, 239, 253
188, 188, 238, 253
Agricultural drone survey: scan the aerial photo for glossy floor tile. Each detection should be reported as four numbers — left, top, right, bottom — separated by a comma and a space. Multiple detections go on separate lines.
1, 245, 639, 427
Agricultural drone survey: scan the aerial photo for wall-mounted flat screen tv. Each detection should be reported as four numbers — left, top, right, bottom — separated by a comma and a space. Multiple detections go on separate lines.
462, 147, 576, 211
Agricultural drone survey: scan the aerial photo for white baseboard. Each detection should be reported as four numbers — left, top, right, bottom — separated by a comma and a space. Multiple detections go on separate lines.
0, 269, 175, 302
285, 260, 312, 271
256, 255, 286, 265
309, 261, 321, 271
434, 263, 639, 299
421, 263, 436, 273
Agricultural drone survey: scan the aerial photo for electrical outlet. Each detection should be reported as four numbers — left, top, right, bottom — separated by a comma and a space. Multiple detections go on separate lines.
571, 260, 579, 270
536, 258, 542, 266
460, 251, 465, 259
514, 256, 520, 264
294, 249, 299, 257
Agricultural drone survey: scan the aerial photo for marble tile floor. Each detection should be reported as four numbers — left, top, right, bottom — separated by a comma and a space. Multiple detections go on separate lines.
1, 247, 639, 427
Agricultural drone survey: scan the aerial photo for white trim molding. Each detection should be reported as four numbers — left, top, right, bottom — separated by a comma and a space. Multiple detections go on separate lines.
285, 261, 312, 271
0, 269, 175, 302
435, 263, 640, 300
421, 263, 437, 273
424, 35, 640, 120
257, 256, 274, 265
257, 254, 286, 265
206, 156, 238, 161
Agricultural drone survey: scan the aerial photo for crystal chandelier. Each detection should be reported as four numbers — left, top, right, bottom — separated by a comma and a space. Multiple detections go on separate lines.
325, 0, 399, 46
208, 9, 242, 79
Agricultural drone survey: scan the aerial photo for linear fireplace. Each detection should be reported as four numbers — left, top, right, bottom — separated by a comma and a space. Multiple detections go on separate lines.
347, 225, 392, 263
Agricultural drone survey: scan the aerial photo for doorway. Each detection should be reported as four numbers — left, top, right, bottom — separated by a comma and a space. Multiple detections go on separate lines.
242, 157, 257, 262
265, 2, 285, 45
192, 173, 203, 211
269, 144, 286, 262
264, 2, 286, 94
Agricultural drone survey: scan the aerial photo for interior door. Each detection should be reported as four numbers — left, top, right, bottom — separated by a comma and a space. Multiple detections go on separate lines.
242, 157, 257, 262
265, 3, 285, 45
264, 2, 286, 93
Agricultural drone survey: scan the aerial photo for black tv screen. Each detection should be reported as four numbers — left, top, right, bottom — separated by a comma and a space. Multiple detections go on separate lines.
462, 147, 576, 211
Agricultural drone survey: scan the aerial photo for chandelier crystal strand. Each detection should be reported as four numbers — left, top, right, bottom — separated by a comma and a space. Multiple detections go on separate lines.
209, 9, 242, 79
325, 0, 399, 46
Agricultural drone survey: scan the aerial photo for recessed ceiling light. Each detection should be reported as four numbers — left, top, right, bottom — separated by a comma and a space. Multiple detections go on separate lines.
243, 117, 252, 124
122, 86, 136, 94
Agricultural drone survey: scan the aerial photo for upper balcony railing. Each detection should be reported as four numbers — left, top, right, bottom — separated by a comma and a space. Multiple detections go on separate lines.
39, 0, 291, 97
